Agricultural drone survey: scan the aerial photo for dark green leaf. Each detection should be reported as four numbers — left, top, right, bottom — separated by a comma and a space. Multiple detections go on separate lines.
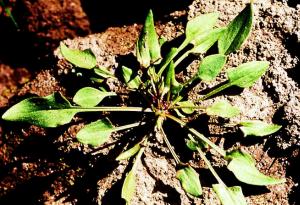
213, 184, 247, 205
122, 66, 142, 89
136, 10, 161, 68
60, 43, 97, 69
191, 28, 226, 54
73, 87, 116, 107
158, 47, 178, 76
226, 150, 285, 185
239, 120, 282, 137
186, 135, 208, 151
121, 170, 136, 204
2, 93, 77, 127
206, 100, 240, 118
198, 54, 227, 82
218, 3, 253, 54
186, 13, 219, 41
176, 166, 202, 197
165, 61, 183, 95
116, 143, 141, 161
176, 101, 195, 114
94, 67, 115, 79
76, 118, 113, 147
227, 61, 269, 88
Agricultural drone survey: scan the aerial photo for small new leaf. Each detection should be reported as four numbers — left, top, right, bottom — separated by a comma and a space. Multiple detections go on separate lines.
136, 10, 161, 68
227, 61, 269, 88
176, 101, 195, 114
176, 166, 202, 197
218, 3, 253, 54
121, 170, 136, 204
122, 66, 142, 89
116, 143, 141, 161
76, 118, 113, 147
94, 67, 115, 79
206, 100, 240, 118
213, 184, 247, 205
186, 13, 219, 41
2, 93, 76, 128
239, 120, 282, 137
198, 54, 227, 82
73, 87, 116, 107
60, 43, 97, 69
226, 150, 285, 186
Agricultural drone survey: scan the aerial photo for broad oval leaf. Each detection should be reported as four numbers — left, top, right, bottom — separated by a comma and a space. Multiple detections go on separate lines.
218, 3, 253, 54
213, 184, 247, 205
76, 118, 113, 147
60, 43, 97, 69
239, 120, 282, 137
226, 150, 286, 186
206, 100, 240, 118
186, 13, 219, 41
136, 9, 161, 68
191, 27, 226, 54
198, 54, 227, 82
176, 101, 195, 114
73, 87, 116, 107
2, 93, 77, 128
227, 61, 269, 88
116, 143, 141, 161
176, 166, 202, 197
94, 67, 115, 79
122, 66, 142, 89
121, 170, 136, 204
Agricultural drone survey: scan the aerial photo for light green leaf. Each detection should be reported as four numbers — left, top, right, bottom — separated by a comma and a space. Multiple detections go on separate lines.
121, 170, 136, 204
176, 101, 195, 114
218, 3, 253, 54
239, 120, 282, 137
227, 61, 269, 88
165, 61, 183, 95
94, 67, 115, 79
213, 184, 247, 205
2, 93, 77, 128
60, 43, 97, 69
226, 150, 286, 185
206, 100, 240, 118
176, 166, 202, 197
73, 87, 116, 107
122, 66, 142, 89
186, 13, 219, 41
198, 54, 227, 82
76, 118, 113, 147
116, 143, 141, 161
191, 28, 226, 54
136, 9, 161, 68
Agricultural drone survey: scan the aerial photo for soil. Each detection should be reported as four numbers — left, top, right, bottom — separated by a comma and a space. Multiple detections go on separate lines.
0, 0, 299, 205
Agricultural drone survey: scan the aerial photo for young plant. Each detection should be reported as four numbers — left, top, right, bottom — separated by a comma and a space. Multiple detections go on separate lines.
2, 2, 285, 204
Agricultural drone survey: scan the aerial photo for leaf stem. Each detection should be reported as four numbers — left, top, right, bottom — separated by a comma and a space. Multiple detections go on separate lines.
71, 106, 153, 113
173, 50, 191, 68
113, 121, 146, 132
199, 82, 231, 101
160, 127, 181, 164
170, 105, 206, 110
164, 114, 226, 157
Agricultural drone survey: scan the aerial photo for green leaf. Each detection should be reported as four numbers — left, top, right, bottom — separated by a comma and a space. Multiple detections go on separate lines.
176, 166, 202, 197
227, 61, 269, 88
176, 101, 195, 114
218, 3, 253, 54
121, 170, 136, 204
73, 87, 116, 107
213, 184, 247, 205
226, 150, 286, 186
76, 118, 113, 147
116, 143, 141, 161
198, 54, 227, 82
60, 43, 97, 69
186, 135, 208, 151
186, 13, 219, 41
206, 100, 240, 118
191, 28, 226, 54
94, 67, 115, 79
165, 61, 183, 95
136, 9, 161, 68
122, 66, 142, 89
239, 120, 282, 137
2, 93, 77, 127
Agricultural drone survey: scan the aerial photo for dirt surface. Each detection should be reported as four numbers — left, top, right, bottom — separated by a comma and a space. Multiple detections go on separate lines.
0, 0, 299, 204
